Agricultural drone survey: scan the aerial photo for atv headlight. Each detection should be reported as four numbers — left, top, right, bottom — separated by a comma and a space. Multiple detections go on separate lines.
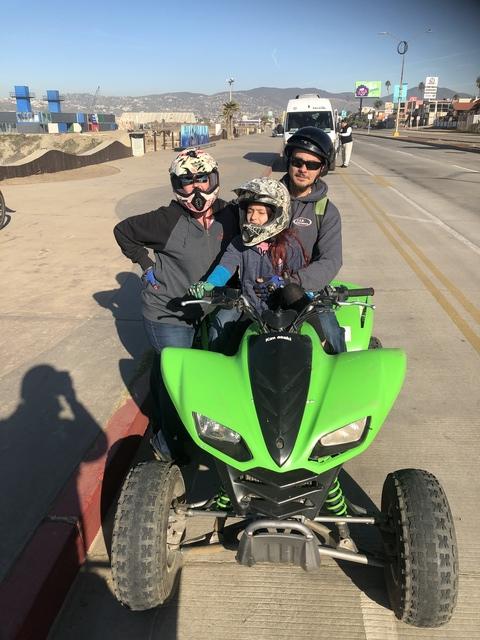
320, 418, 368, 446
310, 417, 370, 460
193, 413, 242, 444
192, 412, 252, 462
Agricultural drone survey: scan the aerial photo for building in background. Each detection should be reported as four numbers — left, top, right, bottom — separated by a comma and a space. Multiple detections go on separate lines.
0, 85, 117, 134
117, 112, 196, 130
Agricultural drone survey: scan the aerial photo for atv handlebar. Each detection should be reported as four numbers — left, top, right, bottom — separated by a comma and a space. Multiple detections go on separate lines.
344, 287, 375, 298
181, 285, 375, 333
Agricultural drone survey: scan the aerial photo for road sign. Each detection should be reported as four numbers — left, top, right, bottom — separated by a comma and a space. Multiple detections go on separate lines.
393, 83, 408, 103
423, 76, 439, 100
367, 113, 373, 120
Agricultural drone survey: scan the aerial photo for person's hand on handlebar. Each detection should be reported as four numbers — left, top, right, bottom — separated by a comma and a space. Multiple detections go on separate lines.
188, 281, 215, 299
142, 267, 160, 290
254, 275, 285, 301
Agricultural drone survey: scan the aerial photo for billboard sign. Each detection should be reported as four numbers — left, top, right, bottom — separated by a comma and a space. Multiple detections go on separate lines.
423, 76, 439, 100
393, 83, 408, 103
354, 81, 382, 98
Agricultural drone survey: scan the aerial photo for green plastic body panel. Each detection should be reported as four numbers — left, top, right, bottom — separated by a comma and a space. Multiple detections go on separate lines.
330, 279, 374, 352
161, 323, 406, 475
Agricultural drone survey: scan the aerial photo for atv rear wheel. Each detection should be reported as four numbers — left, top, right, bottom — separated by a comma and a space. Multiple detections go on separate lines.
381, 469, 458, 627
111, 461, 186, 610
369, 336, 382, 349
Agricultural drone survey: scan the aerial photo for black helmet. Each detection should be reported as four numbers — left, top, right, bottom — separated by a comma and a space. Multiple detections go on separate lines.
284, 126, 334, 175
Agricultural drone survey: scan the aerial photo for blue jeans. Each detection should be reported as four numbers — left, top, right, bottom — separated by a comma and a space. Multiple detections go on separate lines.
143, 319, 195, 445
208, 307, 243, 354
209, 307, 346, 354
318, 310, 346, 353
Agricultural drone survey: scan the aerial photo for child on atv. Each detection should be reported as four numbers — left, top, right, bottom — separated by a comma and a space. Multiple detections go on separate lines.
188, 177, 327, 352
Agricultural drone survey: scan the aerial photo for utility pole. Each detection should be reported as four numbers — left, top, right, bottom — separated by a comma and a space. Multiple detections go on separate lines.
393, 41, 407, 137
379, 29, 431, 138
227, 77, 235, 102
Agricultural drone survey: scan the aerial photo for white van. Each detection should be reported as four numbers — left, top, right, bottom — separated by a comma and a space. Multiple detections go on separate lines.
283, 94, 338, 170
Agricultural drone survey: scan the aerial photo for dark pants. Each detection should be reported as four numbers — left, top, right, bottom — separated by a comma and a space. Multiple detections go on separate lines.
209, 307, 346, 354
143, 318, 195, 447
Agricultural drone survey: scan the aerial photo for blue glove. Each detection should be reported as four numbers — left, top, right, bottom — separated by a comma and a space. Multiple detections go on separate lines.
253, 275, 285, 301
142, 267, 160, 289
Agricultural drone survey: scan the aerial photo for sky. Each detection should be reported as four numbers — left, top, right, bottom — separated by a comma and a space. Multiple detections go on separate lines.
1, 0, 479, 98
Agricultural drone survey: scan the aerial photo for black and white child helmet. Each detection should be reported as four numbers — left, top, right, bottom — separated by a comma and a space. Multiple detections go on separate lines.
233, 178, 291, 246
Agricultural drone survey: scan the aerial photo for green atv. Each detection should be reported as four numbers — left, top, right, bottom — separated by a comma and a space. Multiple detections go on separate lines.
111, 282, 458, 627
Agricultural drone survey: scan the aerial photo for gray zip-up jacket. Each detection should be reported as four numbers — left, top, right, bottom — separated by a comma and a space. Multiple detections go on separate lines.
280, 175, 342, 291
113, 199, 238, 324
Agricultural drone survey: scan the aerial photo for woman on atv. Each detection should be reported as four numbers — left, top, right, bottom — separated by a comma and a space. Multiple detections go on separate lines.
113, 148, 238, 458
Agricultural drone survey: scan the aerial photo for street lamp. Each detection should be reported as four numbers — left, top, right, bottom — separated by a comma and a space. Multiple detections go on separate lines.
379, 29, 431, 137
226, 77, 235, 102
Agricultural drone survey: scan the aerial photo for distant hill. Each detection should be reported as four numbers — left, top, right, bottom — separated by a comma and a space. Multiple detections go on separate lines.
0, 86, 473, 119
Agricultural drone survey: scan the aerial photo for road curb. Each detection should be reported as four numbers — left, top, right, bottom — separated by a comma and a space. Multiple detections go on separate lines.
0, 376, 150, 640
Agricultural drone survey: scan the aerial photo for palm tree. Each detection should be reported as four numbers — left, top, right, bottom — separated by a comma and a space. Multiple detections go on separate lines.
418, 81, 425, 95
374, 100, 384, 110
222, 101, 240, 140
385, 80, 391, 97
476, 76, 480, 98
452, 94, 459, 102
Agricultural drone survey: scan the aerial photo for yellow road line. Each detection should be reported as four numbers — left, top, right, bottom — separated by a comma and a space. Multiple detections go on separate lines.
340, 174, 480, 355
353, 175, 480, 324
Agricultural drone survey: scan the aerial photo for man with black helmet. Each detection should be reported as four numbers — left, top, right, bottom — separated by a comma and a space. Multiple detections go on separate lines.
275, 126, 346, 352
113, 148, 238, 458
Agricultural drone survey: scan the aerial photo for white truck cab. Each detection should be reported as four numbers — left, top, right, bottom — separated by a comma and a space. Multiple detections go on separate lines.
283, 94, 338, 169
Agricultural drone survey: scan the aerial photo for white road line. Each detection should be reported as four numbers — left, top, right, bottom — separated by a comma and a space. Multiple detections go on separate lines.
452, 164, 479, 173
394, 150, 416, 157
351, 159, 374, 175
387, 186, 480, 255
356, 137, 480, 172
350, 161, 480, 256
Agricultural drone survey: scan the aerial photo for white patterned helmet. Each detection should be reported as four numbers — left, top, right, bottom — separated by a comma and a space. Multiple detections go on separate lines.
233, 178, 291, 246
169, 149, 220, 213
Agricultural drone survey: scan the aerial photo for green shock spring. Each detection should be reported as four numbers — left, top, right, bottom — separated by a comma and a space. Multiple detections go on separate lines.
325, 478, 348, 516
215, 489, 231, 510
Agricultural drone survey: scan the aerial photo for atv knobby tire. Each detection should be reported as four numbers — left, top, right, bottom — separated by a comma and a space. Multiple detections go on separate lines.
381, 468, 458, 627
111, 461, 186, 610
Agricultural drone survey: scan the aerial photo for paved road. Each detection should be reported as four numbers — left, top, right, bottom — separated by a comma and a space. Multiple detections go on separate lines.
6, 133, 479, 639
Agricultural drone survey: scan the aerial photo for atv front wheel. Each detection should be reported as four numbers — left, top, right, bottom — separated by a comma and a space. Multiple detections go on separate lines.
381, 469, 458, 627
111, 461, 186, 610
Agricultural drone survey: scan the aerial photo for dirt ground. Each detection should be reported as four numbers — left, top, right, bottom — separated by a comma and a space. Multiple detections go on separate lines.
0, 131, 131, 165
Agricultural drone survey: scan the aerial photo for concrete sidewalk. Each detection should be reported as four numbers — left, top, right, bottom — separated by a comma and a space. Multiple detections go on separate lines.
0, 135, 280, 639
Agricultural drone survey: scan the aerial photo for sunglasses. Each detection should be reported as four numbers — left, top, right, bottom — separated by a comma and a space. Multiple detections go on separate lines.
290, 157, 323, 171
179, 173, 209, 186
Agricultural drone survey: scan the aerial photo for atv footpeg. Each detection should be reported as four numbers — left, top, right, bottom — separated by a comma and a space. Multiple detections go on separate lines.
236, 519, 321, 571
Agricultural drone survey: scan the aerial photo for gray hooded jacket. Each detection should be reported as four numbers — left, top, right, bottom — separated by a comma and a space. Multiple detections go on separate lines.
280, 175, 342, 291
